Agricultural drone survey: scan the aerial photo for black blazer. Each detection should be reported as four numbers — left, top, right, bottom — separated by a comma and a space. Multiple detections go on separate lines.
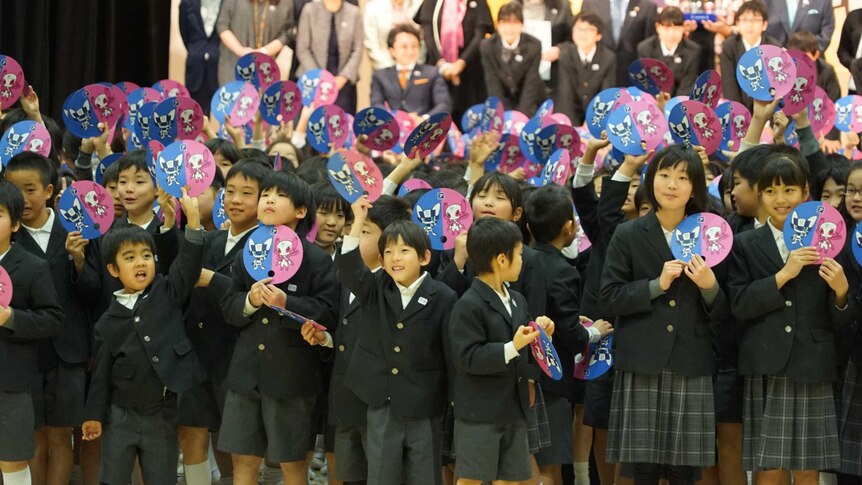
178, 0, 222, 93
370, 64, 452, 116
838, 8, 862, 72
328, 276, 369, 426
599, 212, 728, 376
726, 224, 853, 383
764, 0, 834, 52
449, 279, 538, 423
480, 33, 545, 115
0, 244, 64, 392
556, 42, 616, 126
531, 243, 589, 401
636, 36, 702, 97
582, 0, 657, 85
222, 238, 338, 399
719, 34, 780, 112
338, 247, 457, 418
84, 229, 207, 421
183, 229, 250, 381
16, 214, 101, 366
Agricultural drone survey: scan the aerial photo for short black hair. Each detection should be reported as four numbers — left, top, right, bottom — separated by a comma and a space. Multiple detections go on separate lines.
497, 1, 524, 23
103, 160, 122, 186
62, 131, 82, 163
467, 217, 522, 275
115, 149, 150, 177
205, 138, 241, 165
210, 164, 226, 190
524, 184, 574, 243
260, 171, 316, 237
378, 219, 430, 257
241, 148, 272, 167
573, 11, 604, 35
313, 181, 353, 223
387, 23, 422, 48
730, 144, 771, 186
296, 155, 328, 185
642, 145, 708, 215
756, 153, 810, 192
657, 6, 684, 25
5, 152, 59, 192
367, 195, 410, 232
469, 171, 523, 211
735, 0, 768, 22
225, 160, 272, 189
787, 31, 819, 55
814, 164, 849, 200
634, 183, 651, 213
101, 225, 157, 267
0, 179, 25, 227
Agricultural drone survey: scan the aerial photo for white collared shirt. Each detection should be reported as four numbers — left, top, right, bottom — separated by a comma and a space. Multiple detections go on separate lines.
225, 225, 258, 256
767, 218, 789, 262
577, 46, 596, 65
660, 41, 678, 57
23, 209, 55, 254
129, 214, 155, 230
742, 36, 761, 52
501, 36, 521, 51
396, 63, 416, 81
0, 246, 11, 263
395, 272, 428, 309
114, 289, 144, 311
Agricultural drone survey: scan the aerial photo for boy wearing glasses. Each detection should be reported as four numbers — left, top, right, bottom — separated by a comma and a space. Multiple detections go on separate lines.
720, 0, 779, 110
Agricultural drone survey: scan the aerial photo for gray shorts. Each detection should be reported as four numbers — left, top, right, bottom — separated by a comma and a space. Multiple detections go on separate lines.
454, 418, 531, 482
100, 401, 179, 485
365, 403, 442, 485
0, 391, 35, 461
218, 388, 317, 463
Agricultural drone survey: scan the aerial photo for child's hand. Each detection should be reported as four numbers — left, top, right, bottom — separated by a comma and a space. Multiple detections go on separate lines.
157, 188, 177, 228
350, 196, 372, 224
0, 306, 11, 327
659, 260, 686, 291
513, 324, 539, 351
819, 258, 849, 296
508, 167, 526, 182
790, 105, 811, 129
354, 134, 372, 155
692, 145, 709, 167
656, 92, 671, 113
301, 321, 328, 346
196, 269, 214, 287
20, 85, 42, 123
179, 187, 201, 229
781, 247, 819, 280
584, 132, 611, 159
248, 278, 271, 307
453, 230, 469, 270
620, 147, 654, 177
535, 316, 555, 338
590, 319, 614, 337
397, 152, 424, 173
81, 421, 102, 441
223, 115, 246, 148
772, 111, 789, 144
684, 254, 717, 290
93, 122, 112, 159
752, 97, 782, 123
469, 131, 501, 167
260, 282, 287, 309
65, 231, 88, 270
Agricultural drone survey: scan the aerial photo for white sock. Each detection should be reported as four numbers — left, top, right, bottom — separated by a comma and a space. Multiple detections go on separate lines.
184, 461, 212, 485
2, 467, 32, 485
574, 461, 591, 485
259, 464, 282, 485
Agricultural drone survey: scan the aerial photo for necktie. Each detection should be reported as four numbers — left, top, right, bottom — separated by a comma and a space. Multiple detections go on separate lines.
788, 0, 799, 26
399, 69, 409, 90
502, 46, 514, 63
326, 13, 340, 74
611, 0, 627, 44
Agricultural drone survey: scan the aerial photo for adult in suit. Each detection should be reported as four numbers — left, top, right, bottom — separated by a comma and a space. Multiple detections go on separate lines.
838, 7, 862, 93
636, 7, 702, 97
364, 0, 425, 70
216, 0, 296, 85
416, 0, 494, 122
581, 0, 657, 87
370, 24, 452, 120
763, 0, 834, 52
720, 1, 779, 112
179, 0, 223, 113
480, 2, 545, 115
556, 12, 616, 126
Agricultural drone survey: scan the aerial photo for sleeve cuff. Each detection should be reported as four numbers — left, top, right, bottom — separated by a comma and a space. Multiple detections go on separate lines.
383, 178, 398, 196
291, 132, 307, 149
572, 161, 596, 188
700, 283, 719, 307
341, 235, 360, 253
243, 294, 260, 316
504, 341, 519, 363
586, 324, 602, 344
649, 279, 666, 299
184, 225, 205, 244
611, 171, 633, 183
321, 331, 334, 348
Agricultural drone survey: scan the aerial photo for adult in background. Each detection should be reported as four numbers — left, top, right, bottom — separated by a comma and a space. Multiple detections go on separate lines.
581, 0, 657, 87
763, 0, 834, 52
838, 6, 862, 94
364, 0, 425, 70
216, 0, 295, 85
179, 0, 224, 113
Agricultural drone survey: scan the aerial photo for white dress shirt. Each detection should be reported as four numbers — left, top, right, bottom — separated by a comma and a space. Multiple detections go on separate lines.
22, 209, 55, 254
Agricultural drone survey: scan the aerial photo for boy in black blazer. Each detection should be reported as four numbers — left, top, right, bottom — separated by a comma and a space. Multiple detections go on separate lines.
556, 12, 617, 126
480, 2, 545, 115
449, 217, 554, 484
219, 172, 338, 485
4, 153, 100, 485
302, 195, 411, 483
636, 7, 702, 97
331, 197, 457, 485
81, 189, 211, 485
719, 1, 779, 112
0, 180, 64, 485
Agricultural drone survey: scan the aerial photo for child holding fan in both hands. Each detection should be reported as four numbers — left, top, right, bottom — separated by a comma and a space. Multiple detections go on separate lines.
600, 145, 728, 485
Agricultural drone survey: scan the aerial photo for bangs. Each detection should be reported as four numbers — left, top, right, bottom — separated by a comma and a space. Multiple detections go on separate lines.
756, 156, 808, 191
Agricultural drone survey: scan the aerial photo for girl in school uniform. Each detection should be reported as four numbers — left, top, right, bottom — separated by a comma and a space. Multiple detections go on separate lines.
600, 145, 727, 485
727, 154, 852, 485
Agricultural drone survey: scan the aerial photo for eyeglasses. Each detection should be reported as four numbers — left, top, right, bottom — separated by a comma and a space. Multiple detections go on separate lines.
737, 17, 764, 25
573, 26, 599, 34
845, 188, 862, 198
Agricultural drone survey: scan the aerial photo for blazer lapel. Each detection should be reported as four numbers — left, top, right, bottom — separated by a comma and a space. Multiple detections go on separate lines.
1, 244, 22, 276
14, 228, 43, 258
399, 276, 436, 321
473, 279, 514, 329
642, 212, 675, 262
773, 0, 790, 34
752, 224, 785, 271
45, 217, 67, 260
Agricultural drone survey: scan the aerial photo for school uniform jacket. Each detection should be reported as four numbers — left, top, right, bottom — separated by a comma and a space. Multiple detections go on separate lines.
480, 33, 545, 115
582, 0, 657, 86
727, 224, 854, 383
838, 8, 862, 73
719, 34, 781, 112
328, 275, 370, 426
84, 228, 207, 422
370, 64, 452, 116
557, 42, 617, 135
599, 212, 728, 376
183, 229, 250, 381
222, 238, 338, 399
16, 214, 101, 366
636, 36, 702, 97
449, 279, 539, 423
338, 246, 458, 418
0, 244, 64, 392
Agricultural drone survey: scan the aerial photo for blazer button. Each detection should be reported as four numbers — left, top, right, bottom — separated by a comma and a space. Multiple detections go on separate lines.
582, 82, 589, 88
391, 368, 399, 375
396, 322, 404, 330
784, 325, 792, 333
258, 343, 266, 351
134, 316, 141, 323
342, 318, 348, 325
669, 300, 677, 307
204, 52, 210, 61
666, 324, 674, 332
262, 318, 269, 325
198, 322, 204, 329
338, 344, 345, 352
518, 376, 522, 382
785, 300, 792, 307
151, 356, 159, 363
394, 346, 401, 353
144, 336, 151, 342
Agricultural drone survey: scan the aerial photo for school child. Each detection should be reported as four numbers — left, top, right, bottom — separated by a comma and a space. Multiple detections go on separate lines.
3, 153, 101, 485
80, 188, 211, 484
727, 154, 852, 484
600, 145, 727, 485
720, 1, 779, 111
523, 184, 613, 485
0, 179, 65, 485
205, 139, 242, 179
312, 182, 352, 259
636, 7, 701, 97
449, 216, 555, 485
178, 161, 272, 485
101, 161, 126, 220
814, 164, 849, 209
197, 168, 225, 231
303, 195, 411, 483
219, 171, 339, 485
